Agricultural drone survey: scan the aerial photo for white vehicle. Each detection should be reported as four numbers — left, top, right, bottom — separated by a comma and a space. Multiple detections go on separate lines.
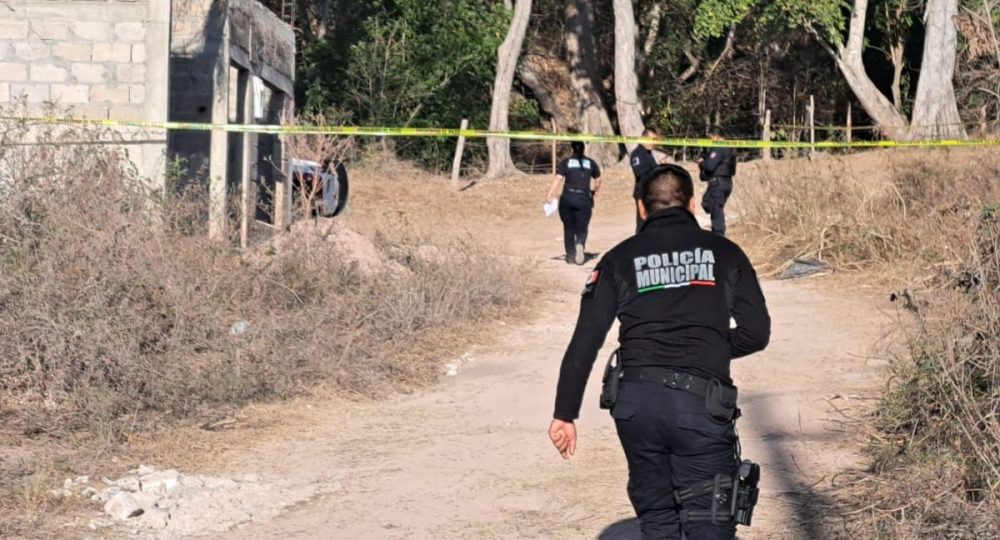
290, 158, 349, 217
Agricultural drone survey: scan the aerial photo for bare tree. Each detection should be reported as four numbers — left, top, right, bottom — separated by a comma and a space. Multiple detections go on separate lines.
614, 0, 645, 152
817, 0, 966, 139
565, 0, 618, 165
910, 0, 967, 139
818, 0, 910, 139
487, 0, 533, 178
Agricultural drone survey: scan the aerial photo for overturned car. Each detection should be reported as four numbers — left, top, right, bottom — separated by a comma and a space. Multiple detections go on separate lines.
290, 158, 349, 218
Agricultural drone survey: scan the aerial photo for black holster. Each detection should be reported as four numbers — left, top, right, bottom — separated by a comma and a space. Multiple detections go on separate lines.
705, 378, 740, 423
599, 350, 622, 410
675, 459, 761, 527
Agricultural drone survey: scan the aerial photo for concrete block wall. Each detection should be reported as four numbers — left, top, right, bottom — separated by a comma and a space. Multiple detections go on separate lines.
0, 0, 171, 184
168, 0, 294, 195
168, 0, 227, 182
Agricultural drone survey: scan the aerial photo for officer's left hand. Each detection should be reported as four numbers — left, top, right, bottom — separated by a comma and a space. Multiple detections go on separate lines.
548, 419, 577, 460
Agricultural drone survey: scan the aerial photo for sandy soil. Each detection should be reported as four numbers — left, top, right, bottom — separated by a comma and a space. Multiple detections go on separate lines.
185, 165, 890, 540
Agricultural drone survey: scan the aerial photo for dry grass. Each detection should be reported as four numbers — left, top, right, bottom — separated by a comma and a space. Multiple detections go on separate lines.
733, 149, 1000, 286
736, 149, 1000, 538
837, 208, 1000, 539
0, 115, 529, 535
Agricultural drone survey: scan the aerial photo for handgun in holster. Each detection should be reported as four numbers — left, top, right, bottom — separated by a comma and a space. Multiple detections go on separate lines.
599, 349, 622, 410
675, 459, 761, 527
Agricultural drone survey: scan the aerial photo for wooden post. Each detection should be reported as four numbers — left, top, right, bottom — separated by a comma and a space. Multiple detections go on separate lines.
239, 74, 253, 248
240, 31, 255, 249
274, 97, 293, 230
846, 101, 852, 146
808, 95, 816, 160
762, 109, 772, 161
550, 119, 557, 176
450, 118, 469, 187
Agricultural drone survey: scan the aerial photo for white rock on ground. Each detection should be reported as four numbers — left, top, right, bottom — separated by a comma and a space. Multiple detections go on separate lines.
115, 476, 141, 491
131, 491, 160, 511
78, 466, 335, 539
139, 508, 170, 530
140, 470, 180, 495
92, 487, 121, 503
104, 492, 144, 520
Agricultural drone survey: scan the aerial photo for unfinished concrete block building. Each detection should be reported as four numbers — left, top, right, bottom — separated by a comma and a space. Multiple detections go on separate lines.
0, 0, 296, 237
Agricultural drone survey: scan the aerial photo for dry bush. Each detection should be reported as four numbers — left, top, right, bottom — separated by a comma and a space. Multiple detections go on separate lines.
0, 114, 528, 534
0, 122, 524, 432
841, 208, 1000, 538
735, 150, 1000, 284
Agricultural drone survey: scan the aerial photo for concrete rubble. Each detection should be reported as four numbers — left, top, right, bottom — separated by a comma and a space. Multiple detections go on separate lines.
54, 464, 334, 538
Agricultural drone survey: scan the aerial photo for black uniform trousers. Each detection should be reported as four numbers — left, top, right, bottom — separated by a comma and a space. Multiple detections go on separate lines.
612, 380, 739, 540
558, 194, 592, 258
701, 178, 733, 235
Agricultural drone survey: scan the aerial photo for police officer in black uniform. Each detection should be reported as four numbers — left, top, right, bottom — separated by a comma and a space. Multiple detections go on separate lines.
630, 128, 664, 232
548, 165, 770, 539
546, 141, 602, 265
698, 126, 737, 236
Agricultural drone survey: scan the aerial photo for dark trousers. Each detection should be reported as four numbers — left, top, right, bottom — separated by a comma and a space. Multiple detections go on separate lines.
701, 178, 733, 235
611, 381, 739, 540
558, 196, 592, 258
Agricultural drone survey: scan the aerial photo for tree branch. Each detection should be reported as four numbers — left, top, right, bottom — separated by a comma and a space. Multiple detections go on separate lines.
704, 23, 738, 79
677, 47, 702, 82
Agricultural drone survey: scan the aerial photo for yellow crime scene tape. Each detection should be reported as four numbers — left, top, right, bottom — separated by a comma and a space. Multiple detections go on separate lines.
3, 115, 999, 149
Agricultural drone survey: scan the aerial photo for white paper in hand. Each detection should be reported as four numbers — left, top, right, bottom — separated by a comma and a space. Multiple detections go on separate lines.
544, 199, 559, 217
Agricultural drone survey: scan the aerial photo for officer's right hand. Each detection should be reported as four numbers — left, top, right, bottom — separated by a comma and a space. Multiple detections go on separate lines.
548, 419, 577, 460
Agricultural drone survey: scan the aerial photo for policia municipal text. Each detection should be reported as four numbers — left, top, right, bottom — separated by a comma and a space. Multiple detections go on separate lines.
548, 165, 771, 539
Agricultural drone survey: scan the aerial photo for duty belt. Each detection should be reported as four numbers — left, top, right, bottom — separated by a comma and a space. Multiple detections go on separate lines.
620, 366, 729, 400
621, 366, 740, 423
564, 187, 588, 195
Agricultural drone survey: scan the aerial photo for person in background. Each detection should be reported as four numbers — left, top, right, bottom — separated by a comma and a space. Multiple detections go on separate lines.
697, 126, 737, 236
546, 141, 602, 265
630, 128, 668, 232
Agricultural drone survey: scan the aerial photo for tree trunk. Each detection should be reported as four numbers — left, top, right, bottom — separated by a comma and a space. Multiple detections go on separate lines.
885, 0, 906, 110
564, 0, 618, 166
889, 41, 904, 109
909, 0, 966, 139
520, 54, 579, 131
828, 0, 910, 139
614, 0, 645, 152
640, 1, 663, 79
642, 2, 663, 59
487, 0, 532, 178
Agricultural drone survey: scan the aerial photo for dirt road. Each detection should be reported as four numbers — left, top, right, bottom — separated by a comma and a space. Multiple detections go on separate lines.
195, 202, 888, 540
